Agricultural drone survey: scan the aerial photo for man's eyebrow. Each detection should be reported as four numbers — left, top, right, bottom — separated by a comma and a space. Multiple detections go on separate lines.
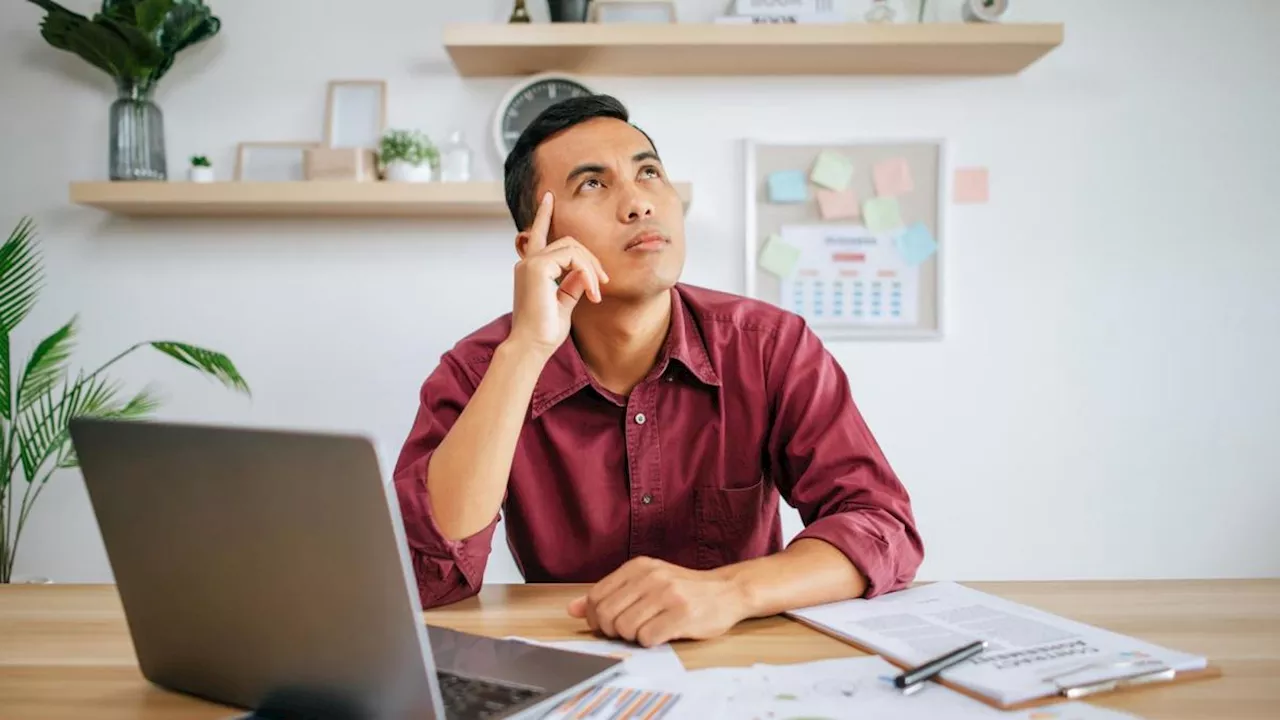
633, 150, 661, 164
565, 163, 606, 185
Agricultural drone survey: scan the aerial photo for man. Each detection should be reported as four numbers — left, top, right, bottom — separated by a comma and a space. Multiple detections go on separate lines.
393, 95, 922, 648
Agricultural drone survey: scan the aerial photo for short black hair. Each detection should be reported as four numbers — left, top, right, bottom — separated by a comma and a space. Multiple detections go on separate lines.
503, 94, 658, 230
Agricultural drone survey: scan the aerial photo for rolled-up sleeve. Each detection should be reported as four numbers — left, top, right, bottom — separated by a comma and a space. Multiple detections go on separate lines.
393, 353, 500, 609
767, 318, 924, 598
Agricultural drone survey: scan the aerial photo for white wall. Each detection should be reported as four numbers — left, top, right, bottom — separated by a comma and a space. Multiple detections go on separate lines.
2, 0, 1277, 585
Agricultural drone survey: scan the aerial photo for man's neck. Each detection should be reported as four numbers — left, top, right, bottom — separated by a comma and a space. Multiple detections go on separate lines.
571, 290, 673, 397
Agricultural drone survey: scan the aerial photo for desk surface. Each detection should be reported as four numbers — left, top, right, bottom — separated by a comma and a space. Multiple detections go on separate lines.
1, 580, 1276, 719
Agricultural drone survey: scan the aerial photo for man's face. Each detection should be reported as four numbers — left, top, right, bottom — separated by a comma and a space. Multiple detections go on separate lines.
526, 117, 685, 302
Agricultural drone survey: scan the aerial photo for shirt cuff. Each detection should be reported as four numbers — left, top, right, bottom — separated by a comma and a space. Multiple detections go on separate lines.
790, 511, 915, 599
393, 452, 498, 597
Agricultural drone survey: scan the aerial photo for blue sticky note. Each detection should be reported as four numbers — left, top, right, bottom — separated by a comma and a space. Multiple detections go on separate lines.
895, 222, 938, 267
767, 170, 809, 203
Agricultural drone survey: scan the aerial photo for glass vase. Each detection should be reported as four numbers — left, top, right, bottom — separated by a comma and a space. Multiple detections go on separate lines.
109, 80, 167, 181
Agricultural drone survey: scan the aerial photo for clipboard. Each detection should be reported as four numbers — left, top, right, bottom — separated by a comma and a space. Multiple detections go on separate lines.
788, 613, 1223, 711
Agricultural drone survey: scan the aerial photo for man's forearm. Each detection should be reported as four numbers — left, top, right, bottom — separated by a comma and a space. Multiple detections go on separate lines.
713, 538, 868, 619
426, 340, 547, 540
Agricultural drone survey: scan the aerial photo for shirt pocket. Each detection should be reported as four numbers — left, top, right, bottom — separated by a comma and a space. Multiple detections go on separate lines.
694, 477, 773, 570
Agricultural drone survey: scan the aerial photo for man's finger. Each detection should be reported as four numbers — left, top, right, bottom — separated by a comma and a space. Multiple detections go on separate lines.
592, 576, 649, 638
539, 247, 601, 303
556, 268, 590, 306
545, 237, 610, 285
635, 610, 680, 649
526, 191, 553, 253
613, 589, 665, 643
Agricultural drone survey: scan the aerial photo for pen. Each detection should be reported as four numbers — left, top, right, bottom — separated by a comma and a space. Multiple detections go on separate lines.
893, 639, 987, 696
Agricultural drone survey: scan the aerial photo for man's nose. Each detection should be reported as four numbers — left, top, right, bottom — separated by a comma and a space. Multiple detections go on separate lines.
619, 185, 655, 222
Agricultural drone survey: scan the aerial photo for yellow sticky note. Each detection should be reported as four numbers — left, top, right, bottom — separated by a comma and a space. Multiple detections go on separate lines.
863, 197, 903, 233
810, 151, 855, 191
758, 234, 801, 277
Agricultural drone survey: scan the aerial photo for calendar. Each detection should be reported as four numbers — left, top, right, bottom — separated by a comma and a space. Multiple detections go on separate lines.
778, 224, 919, 327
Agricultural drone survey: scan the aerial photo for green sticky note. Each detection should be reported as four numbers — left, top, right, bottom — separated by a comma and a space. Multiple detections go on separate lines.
863, 197, 904, 233
759, 234, 801, 277
810, 151, 854, 191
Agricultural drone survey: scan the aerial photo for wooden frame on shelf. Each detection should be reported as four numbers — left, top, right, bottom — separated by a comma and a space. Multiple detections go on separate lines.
234, 142, 320, 182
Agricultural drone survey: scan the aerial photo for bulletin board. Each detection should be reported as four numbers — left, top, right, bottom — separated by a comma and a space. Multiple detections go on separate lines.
744, 138, 947, 341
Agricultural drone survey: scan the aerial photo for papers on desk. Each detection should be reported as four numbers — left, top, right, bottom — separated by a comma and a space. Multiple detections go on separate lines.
787, 582, 1208, 707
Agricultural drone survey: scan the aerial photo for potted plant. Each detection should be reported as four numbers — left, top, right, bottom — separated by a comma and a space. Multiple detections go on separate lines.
188, 155, 214, 183
0, 217, 250, 584
24, 0, 222, 182
379, 129, 439, 183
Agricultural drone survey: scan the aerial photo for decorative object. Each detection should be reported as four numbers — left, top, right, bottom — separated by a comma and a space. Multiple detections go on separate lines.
744, 138, 947, 340
25, 0, 221, 182
963, 0, 1008, 22
438, 130, 473, 183
324, 80, 387, 150
508, 0, 531, 22
589, 0, 677, 23
494, 73, 594, 159
304, 148, 377, 182
188, 156, 214, 183
0, 217, 249, 584
379, 130, 438, 183
548, 0, 591, 22
864, 0, 906, 23
235, 142, 317, 182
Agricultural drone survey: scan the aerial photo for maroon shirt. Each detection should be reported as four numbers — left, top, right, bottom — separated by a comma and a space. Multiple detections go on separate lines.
393, 284, 923, 610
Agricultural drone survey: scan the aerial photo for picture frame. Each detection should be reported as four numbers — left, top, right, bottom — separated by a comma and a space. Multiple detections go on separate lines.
235, 141, 320, 182
589, 0, 677, 23
323, 79, 387, 149
743, 137, 948, 341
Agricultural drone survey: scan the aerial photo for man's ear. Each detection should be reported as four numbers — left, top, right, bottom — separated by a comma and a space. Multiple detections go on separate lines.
514, 231, 530, 259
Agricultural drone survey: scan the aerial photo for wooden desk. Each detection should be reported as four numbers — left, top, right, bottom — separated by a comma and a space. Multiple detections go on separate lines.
1, 581, 1276, 719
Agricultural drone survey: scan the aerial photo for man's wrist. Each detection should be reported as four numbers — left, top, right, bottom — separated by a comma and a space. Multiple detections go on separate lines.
495, 337, 556, 371
711, 562, 764, 620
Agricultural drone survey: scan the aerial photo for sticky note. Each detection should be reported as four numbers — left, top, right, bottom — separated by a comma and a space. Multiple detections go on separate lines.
895, 222, 938, 266
873, 157, 914, 197
810, 151, 854, 191
954, 167, 989, 204
863, 197, 903, 233
758, 234, 801, 277
767, 170, 808, 203
816, 188, 861, 220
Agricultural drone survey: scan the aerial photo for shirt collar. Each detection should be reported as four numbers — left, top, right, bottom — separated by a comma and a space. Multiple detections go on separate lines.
529, 285, 720, 419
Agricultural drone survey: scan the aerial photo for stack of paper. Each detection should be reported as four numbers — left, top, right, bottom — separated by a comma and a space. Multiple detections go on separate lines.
787, 582, 1208, 707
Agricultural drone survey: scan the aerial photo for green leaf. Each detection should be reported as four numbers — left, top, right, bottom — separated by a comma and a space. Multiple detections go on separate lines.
95, 15, 165, 76
100, 0, 142, 24
17, 317, 77, 415
0, 217, 43, 334
133, 0, 174, 35
18, 373, 122, 482
150, 0, 219, 83
33, 7, 126, 78
149, 342, 251, 395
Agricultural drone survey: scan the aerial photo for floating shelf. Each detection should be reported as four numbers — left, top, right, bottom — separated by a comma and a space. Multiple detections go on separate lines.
69, 181, 694, 218
443, 22, 1064, 77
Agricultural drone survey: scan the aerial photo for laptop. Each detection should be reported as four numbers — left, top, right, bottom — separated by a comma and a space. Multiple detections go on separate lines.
68, 417, 622, 720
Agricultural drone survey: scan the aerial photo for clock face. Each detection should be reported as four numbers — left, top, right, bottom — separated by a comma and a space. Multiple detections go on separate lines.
495, 75, 595, 158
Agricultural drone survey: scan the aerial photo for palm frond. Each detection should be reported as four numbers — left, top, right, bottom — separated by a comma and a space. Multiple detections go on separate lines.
149, 341, 251, 395
51, 385, 160, 471
0, 217, 43, 334
17, 316, 77, 415
18, 374, 122, 483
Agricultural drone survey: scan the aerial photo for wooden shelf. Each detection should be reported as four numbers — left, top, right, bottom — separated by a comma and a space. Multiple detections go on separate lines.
443, 22, 1064, 77
69, 181, 694, 218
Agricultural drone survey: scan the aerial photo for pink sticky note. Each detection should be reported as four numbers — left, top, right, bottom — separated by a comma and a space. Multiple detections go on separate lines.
954, 167, 989, 204
873, 157, 914, 197
816, 188, 861, 220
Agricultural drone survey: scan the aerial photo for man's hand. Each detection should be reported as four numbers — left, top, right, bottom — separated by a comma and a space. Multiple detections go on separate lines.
508, 191, 609, 357
566, 557, 751, 648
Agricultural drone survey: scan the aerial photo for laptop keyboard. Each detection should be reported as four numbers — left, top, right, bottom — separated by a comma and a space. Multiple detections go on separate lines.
436, 670, 544, 720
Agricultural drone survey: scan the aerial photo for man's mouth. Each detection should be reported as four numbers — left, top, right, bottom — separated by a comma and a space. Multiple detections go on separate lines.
625, 231, 670, 252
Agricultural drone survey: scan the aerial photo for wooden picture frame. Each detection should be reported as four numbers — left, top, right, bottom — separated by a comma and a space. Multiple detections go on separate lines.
744, 137, 948, 341
235, 141, 320, 182
323, 80, 387, 150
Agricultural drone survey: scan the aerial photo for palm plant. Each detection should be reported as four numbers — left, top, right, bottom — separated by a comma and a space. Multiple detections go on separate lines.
0, 217, 250, 583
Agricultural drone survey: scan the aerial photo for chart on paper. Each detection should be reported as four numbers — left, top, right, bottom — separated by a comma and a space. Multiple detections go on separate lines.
542, 685, 683, 719
777, 224, 919, 327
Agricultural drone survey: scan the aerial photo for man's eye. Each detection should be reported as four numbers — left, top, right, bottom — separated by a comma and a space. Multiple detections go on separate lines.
581, 178, 602, 190
642, 166, 661, 178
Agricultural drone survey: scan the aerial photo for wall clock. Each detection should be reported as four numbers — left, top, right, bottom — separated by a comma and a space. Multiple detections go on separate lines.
493, 73, 595, 160
962, 0, 1009, 23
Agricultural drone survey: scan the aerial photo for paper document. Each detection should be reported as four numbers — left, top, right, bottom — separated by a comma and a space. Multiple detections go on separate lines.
778, 224, 919, 327
787, 582, 1207, 706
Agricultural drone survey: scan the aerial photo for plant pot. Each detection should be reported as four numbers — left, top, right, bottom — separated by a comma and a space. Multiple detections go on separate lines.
110, 79, 167, 181
188, 166, 215, 183
384, 160, 433, 183
548, 0, 590, 22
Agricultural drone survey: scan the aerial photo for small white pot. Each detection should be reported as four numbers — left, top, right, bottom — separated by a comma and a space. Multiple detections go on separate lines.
384, 160, 433, 183
188, 166, 215, 183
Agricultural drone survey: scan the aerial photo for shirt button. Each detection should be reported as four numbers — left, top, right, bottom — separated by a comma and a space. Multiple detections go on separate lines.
641, 493, 653, 505
634, 413, 647, 425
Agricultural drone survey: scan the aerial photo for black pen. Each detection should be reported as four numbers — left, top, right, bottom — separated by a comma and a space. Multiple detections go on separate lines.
893, 639, 987, 696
